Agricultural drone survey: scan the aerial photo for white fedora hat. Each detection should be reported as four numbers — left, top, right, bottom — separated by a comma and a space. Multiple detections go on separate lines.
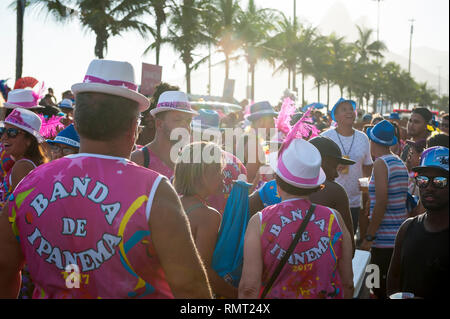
71, 59, 150, 112
3, 108, 44, 143
268, 138, 326, 189
3, 89, 44, 109
150, 91, 198, 117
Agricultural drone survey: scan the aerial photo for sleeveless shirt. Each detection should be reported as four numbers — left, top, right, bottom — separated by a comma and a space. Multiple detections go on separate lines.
400, 214, 449, 298
260, 198, 344, 299
8, 153, 173, 299
369, 154, 409, 248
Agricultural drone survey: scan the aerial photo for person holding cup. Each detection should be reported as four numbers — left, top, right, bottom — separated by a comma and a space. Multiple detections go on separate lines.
360, 120, 409, 299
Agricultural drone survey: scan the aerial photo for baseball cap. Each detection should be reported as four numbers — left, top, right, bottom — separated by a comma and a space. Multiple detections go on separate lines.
412, 146, 449, 173
309, 136, 356, 165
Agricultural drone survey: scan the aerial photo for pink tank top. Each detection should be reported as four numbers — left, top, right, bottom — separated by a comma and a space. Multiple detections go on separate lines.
146, 147, 174, 180
260, 198, 344, 299
8, 153, 173, 299
207, 151, 247, 214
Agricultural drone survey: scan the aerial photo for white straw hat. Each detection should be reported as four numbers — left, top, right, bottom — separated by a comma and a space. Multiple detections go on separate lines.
150, 91, 198, 117
269, 139, 326, 189
3, 89, 44, 109
71, 59, 150, 112
3, 108, 44, 143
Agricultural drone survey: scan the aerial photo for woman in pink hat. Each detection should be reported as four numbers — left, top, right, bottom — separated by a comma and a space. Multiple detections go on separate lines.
239, 138, 354, 299
0, 108, 49, 204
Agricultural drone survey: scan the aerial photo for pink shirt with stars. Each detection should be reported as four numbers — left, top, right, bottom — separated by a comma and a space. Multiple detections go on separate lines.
8, 153, 173, 299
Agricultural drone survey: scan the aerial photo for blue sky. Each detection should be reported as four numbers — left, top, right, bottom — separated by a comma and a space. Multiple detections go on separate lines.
1, 0, 448, 105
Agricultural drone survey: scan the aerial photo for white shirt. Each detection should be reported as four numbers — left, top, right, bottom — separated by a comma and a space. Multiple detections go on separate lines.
321, 128, 373, 208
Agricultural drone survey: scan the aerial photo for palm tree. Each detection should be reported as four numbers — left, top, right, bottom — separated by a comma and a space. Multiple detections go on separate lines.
206, 0, 242, 81
354, 25, 387, 64
10, 0, 27, 81
235, 0, 278, 100
304, 35, 330, 104
327, 34, 352, 99
295, 25, 317, 107
163, 0, 210, 93
31, 0, 153, 59
143, 0, 171, 65
266, 13, 300, 90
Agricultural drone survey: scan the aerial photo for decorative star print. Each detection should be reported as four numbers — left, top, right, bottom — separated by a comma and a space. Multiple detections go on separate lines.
53, 171, 65, 183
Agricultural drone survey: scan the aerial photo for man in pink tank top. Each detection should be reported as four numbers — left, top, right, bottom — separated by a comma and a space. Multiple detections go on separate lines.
131, 90, 198, 179
239, 138, 354, 299
0, 59, 212, 299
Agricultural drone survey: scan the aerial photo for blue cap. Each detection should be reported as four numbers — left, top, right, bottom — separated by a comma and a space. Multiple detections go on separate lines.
331, 98, 356, 122
58, 98, 74, 109
245, 101, 278, 122
46, 124, 80, 148
413, 146, 449, 173
363, 114, 373, 122
367, 120, 398, 146
389, 113, 400, 120
191, 109, 222, 132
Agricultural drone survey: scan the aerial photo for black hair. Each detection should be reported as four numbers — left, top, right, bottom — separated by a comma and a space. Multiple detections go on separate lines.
74, 92, 139, 141
276, 175, 322, 197
149, 82, 180, 112
427, 133, 449, 148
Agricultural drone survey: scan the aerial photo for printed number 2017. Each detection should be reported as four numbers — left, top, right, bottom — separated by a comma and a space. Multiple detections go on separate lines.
62, 264, 89, 288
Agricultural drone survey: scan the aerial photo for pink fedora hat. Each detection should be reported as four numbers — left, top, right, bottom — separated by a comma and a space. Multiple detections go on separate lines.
268, 138, 326, 189
71, 59, 150, 112
150, 91, 198, 117
3, 108, 44, 143
3, 89, 44, 109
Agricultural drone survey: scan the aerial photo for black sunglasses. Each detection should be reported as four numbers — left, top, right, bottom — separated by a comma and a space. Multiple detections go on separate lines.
0, 127, 23, 138
415, 175, 448, 189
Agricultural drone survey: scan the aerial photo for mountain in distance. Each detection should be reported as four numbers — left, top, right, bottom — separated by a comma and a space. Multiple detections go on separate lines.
317, 1, 449, 95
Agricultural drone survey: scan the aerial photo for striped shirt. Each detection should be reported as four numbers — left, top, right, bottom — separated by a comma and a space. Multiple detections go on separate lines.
369, 154, 409, 248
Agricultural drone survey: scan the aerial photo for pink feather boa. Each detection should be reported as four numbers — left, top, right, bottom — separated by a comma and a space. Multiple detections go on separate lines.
38, 114, 65, 139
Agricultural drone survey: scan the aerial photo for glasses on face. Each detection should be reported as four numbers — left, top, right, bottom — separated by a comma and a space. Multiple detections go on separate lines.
50, 144, 78, 156
0, 127, 23, 139
415, 175, 448, 189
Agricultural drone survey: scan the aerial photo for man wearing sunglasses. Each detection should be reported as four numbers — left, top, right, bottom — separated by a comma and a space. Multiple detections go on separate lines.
387, 146, 449, 299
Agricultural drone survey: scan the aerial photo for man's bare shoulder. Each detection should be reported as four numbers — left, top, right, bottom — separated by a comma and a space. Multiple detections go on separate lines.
131, 147, 145, 166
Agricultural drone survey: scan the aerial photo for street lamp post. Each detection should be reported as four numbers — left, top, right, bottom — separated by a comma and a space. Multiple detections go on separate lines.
408, 19, 415, 74
372, 0, 384, 43
437, 66, 442, 97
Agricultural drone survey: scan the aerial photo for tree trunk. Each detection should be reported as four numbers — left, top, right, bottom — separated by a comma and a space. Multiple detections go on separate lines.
95, 32, 108, 59
292, 65, 296, 91
250, 63, 255, 101
288, 68, 291, 89
302, 73, 305, 107
15, 0, 25, 81
327, 80, 330, 111
156, 23, 161, 65
186, 63, 191, 94
317, 81, 320, 103
225, 53, 230, 80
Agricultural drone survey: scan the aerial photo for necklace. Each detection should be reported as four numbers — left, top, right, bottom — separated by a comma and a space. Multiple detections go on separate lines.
335, 129, 355, 156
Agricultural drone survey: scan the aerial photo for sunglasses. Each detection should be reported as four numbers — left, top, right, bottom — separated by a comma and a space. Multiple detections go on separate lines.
50, 144, 78, 156
415, 175, 448, 189
0, 127, 23, 138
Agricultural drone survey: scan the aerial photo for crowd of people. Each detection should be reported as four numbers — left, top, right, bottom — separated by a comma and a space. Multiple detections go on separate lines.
0, 58, 448, 300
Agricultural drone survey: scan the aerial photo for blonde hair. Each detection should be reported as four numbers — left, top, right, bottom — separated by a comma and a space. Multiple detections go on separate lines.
173, 142, 225, 196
